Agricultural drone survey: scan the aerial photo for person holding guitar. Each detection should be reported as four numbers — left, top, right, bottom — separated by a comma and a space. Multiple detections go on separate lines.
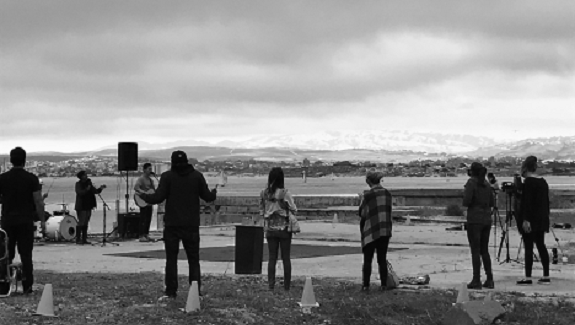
134, 163, 156, 242
74, 171, 106, 245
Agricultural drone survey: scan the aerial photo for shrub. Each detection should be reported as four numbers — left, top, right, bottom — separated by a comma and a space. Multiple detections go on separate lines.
445, 204, 464, 216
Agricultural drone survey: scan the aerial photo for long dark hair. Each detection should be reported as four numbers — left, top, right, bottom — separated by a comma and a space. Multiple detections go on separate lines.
266, 167, 285, 198
469, 162, 487, 187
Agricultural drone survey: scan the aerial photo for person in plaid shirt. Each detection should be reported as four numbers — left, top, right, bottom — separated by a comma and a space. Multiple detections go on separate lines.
358, 171, 393, 291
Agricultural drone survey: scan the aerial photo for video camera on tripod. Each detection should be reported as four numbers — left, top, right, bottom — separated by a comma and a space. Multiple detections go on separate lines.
501, 174, 523, 195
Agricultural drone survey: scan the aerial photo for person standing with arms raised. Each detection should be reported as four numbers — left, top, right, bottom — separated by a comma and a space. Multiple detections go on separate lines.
0, 147, 45, 294
134, 163, 156, 242
139, 151, 217, 300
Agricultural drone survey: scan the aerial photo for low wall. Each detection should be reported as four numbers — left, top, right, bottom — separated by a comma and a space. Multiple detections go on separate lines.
189, 189, 575, 227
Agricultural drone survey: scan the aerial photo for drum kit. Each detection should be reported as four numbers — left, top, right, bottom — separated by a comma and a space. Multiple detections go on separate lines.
35, 203, 78, 243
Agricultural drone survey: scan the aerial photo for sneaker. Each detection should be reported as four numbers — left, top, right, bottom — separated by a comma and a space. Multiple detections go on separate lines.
467, 279, 482, 290
482, 279, 495, 289
516, 279, 533, 285
158, 294, 177, 301
23, 287, 33, 295
537, 278, 551, 285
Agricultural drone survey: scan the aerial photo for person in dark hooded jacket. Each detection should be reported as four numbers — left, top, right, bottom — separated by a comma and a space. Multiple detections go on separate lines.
139, 150, 217, 300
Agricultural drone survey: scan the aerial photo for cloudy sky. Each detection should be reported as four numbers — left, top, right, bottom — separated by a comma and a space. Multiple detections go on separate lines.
1, 1, 574, 153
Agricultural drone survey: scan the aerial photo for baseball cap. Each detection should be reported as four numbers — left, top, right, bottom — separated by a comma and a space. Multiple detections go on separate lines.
171, 150, 188, 166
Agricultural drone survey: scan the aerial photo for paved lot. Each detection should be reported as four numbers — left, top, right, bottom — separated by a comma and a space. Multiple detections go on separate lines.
20, 222, 575, 297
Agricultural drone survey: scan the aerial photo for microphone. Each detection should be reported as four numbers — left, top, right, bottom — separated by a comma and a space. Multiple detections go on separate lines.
150, 172, 156, 175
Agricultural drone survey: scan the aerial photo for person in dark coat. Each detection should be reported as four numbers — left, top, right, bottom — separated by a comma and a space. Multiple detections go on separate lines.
462, 162, 494, 289
74, 171, 106, 245
0, 147, 45, 294
515, 156, 551, 285
140, 151, 217, 300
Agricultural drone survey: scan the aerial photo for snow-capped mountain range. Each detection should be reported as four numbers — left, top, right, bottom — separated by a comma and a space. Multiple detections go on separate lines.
26, 131, 575, 161
131, 130, 503, 154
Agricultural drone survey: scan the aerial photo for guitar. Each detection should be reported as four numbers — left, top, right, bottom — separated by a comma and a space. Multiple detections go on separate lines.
134, 189, 155, 208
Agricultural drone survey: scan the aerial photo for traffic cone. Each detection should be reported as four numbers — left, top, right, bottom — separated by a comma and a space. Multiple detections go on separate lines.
484, 292, 493, 301
185, 281, 201, 313
332, 213, 338, 228
34, 284, 57, 317
456, 282, 469, 304
298, 277, 319, 309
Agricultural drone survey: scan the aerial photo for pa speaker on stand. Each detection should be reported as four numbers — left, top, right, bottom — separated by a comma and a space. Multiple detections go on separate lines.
118, 142, 138, 171
118, 142, 139, 238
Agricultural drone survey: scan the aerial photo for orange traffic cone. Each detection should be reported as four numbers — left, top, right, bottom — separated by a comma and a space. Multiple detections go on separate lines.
185, 281, 201, 313
34, 284, 58, 317
298, 277, 319, 313
456, 282, 469, 304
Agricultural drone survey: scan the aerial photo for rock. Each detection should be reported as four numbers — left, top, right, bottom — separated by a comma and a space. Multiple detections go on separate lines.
457, 301, 506, 325
441, 307, 476, 325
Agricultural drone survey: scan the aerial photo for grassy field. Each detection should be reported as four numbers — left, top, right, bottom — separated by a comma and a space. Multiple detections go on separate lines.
1, 271, 574, 325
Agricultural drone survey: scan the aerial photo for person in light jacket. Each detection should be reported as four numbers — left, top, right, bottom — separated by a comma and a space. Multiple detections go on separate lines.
259, 167, 297, 291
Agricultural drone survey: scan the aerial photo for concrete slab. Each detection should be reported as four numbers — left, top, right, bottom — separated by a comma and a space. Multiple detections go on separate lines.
17, 222, 575, 298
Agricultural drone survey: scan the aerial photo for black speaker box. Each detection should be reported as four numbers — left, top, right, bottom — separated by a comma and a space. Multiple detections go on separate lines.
117, 212, 141, 238
118, 142, 138, 171
234, 226, 264, 274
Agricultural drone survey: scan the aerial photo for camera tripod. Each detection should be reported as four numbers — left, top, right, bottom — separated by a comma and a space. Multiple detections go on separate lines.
496, 191, 523, 264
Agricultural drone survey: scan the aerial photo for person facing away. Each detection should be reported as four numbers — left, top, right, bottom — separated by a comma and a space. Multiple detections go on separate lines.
0, 147, 45, 294
134, 162, 156, 242
462, 162, 494, 289
515, 155, 551, 286
487, 172, 500, 210
358, 171, 393, 292
74, 170, 105, 245
259, 167, 297, 291
140, 150, 217, 300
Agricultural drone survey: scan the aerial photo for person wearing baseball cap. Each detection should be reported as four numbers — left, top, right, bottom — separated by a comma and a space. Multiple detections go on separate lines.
139, 150, 217, 300
358, 170, 393, 291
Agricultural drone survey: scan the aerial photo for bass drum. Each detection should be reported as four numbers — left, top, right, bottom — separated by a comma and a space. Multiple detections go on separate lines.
45, 215, 78, 241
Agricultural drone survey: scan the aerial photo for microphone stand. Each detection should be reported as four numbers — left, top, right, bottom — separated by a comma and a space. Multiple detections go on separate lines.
92, 192, 120, 247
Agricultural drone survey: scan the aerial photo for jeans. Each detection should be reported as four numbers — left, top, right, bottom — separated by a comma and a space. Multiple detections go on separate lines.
139, 206, 153, 237
362, 236, 390, 286
466, 223, 492, 278
4, 224, 35, 290
76, 210, 92, 227
522, 231, 550, 277
163, 226, 201, 296
267, 235, 292, 289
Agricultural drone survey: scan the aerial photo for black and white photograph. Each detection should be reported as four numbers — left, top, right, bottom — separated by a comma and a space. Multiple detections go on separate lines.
1, 1, 574, 324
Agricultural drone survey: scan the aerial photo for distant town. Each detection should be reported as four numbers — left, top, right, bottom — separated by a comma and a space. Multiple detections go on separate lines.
2, 155, 575, 178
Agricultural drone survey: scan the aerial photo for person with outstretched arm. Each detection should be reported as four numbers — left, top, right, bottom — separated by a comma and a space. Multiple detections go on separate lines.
139, 150, 217, 300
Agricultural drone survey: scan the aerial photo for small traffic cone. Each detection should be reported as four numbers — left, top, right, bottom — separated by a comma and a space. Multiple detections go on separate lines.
456, 282, 469, 304
298, 277, 319, 313
34, 284, 57, 317
185, 281, 201, 313
484, 292, 493, 301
